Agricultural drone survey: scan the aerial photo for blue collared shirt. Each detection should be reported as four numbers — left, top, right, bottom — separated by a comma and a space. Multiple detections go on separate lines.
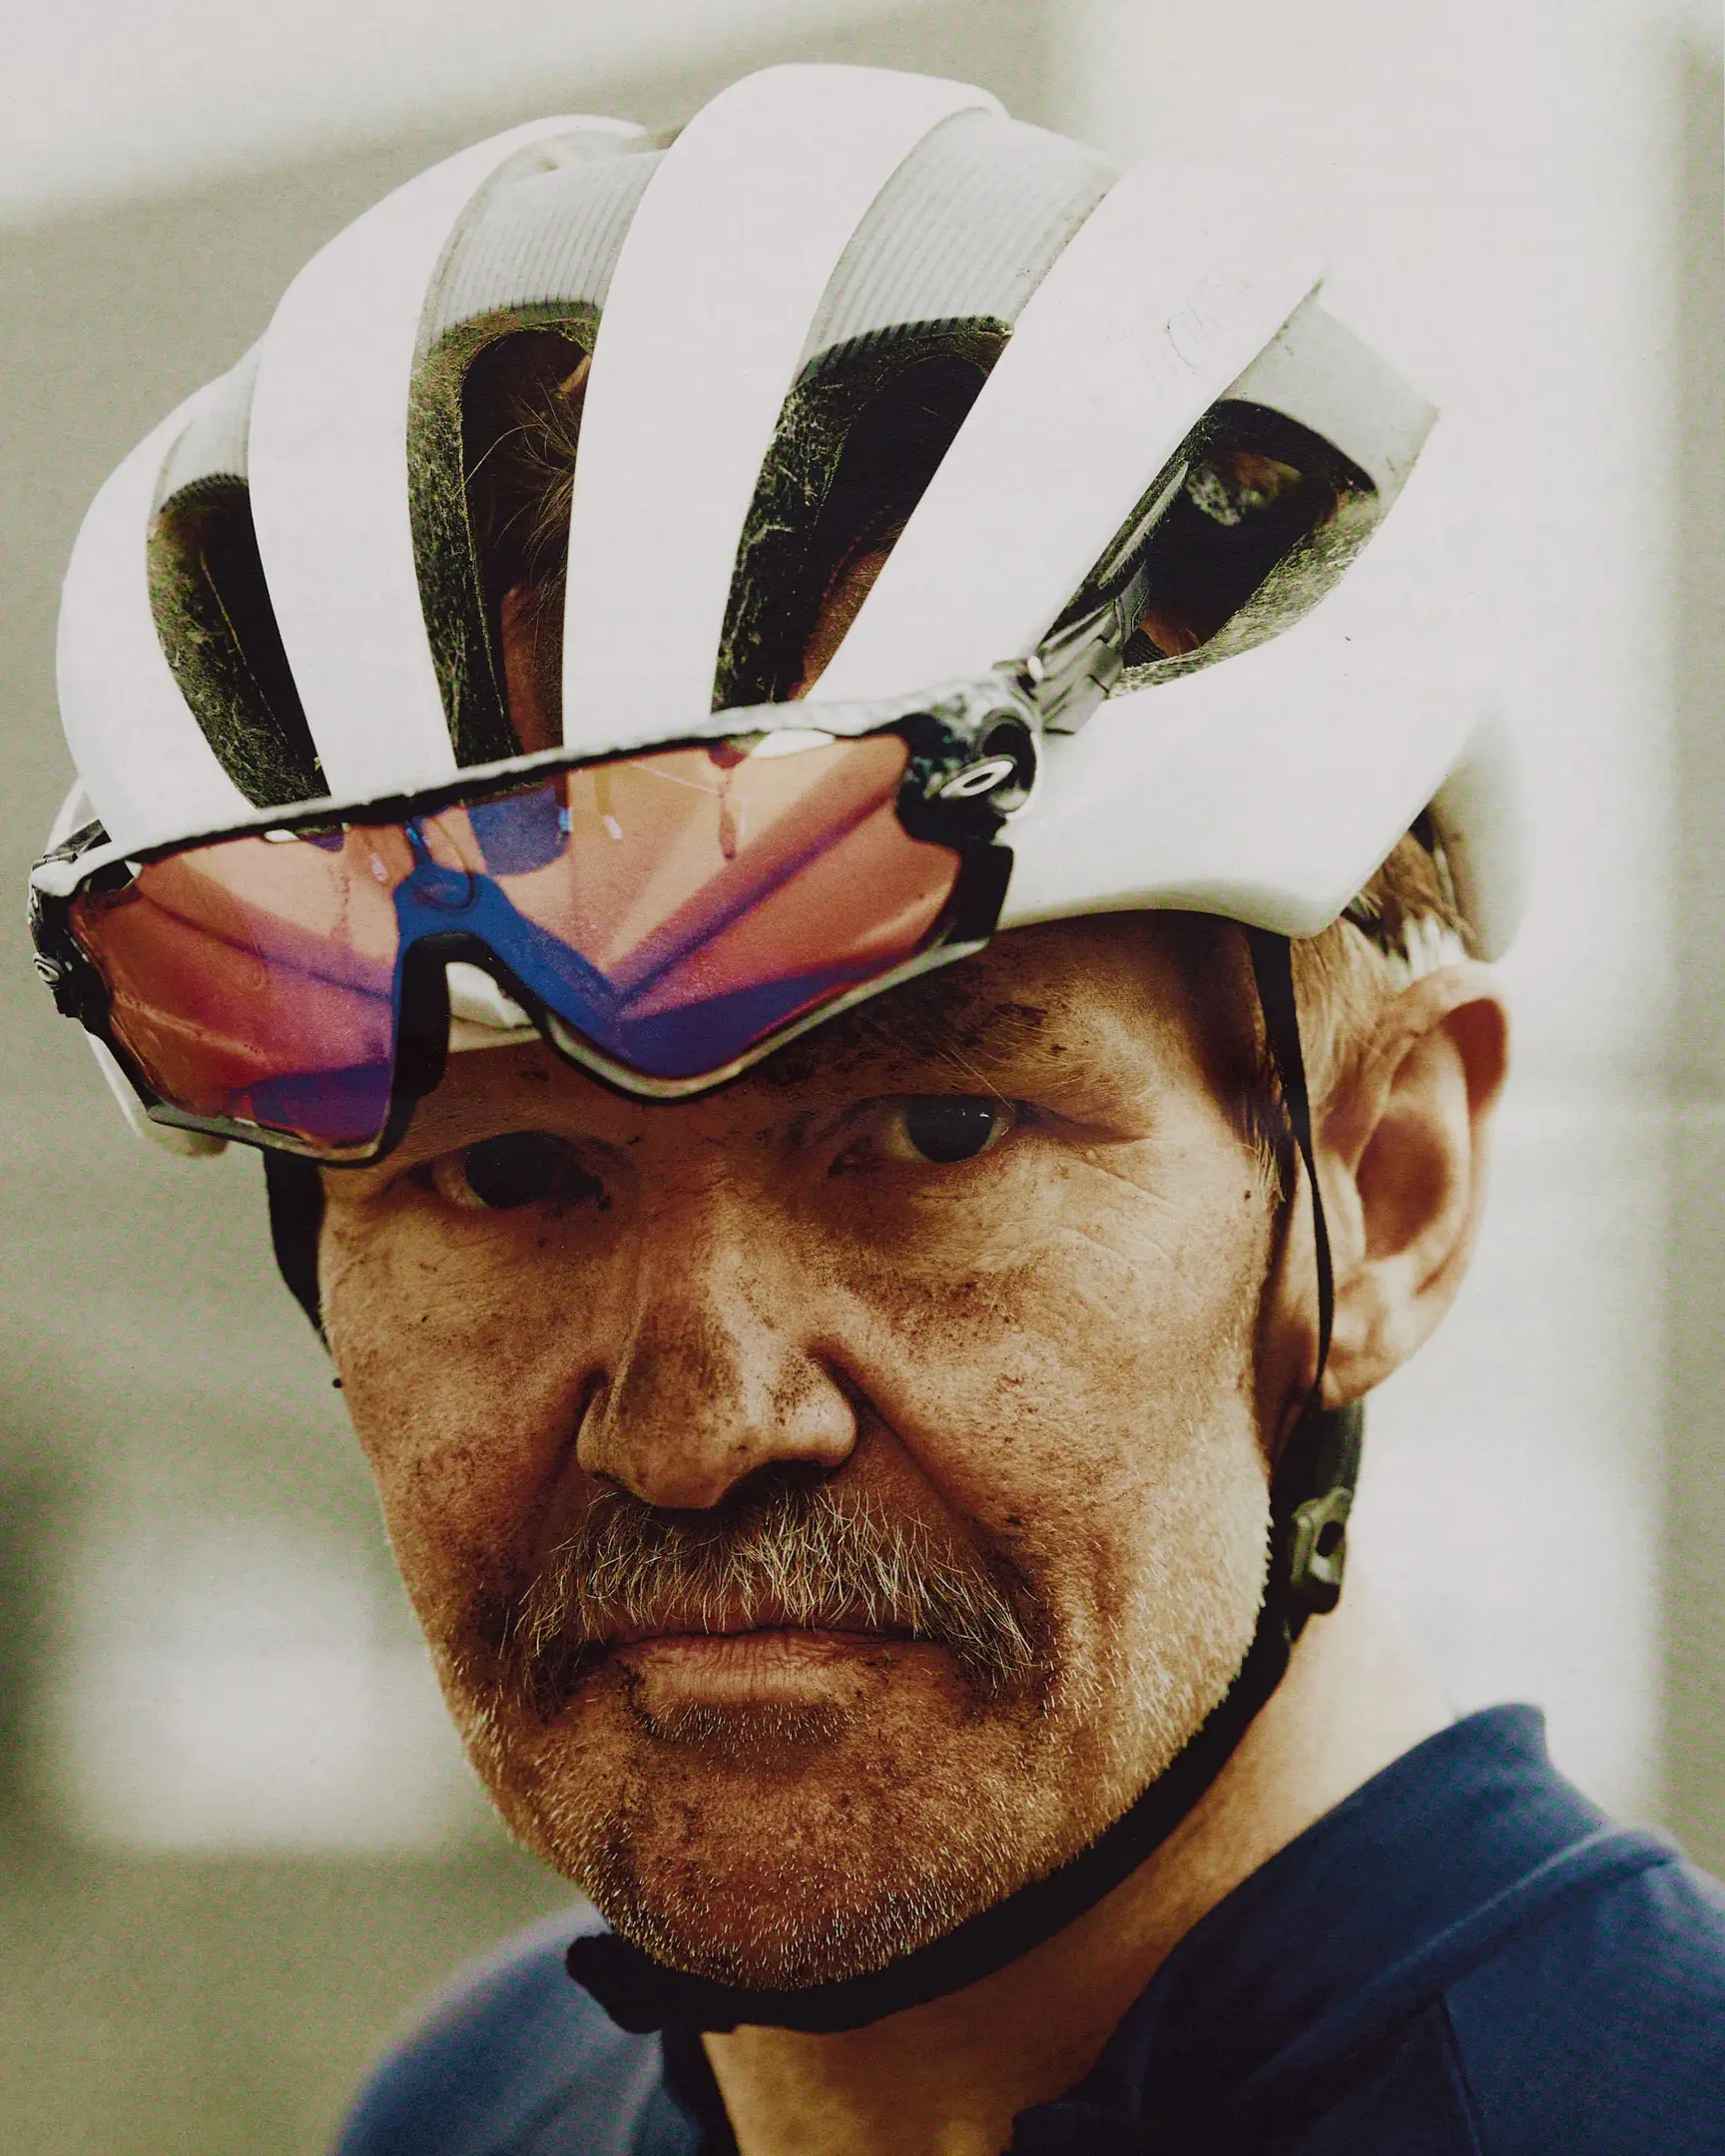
334, 1707, 1725, 2153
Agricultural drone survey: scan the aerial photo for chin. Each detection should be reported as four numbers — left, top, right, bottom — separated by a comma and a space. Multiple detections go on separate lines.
431, 1550, 1262, 1989
450, 1657, 1092, 1988
553, 1760, 1043, 1990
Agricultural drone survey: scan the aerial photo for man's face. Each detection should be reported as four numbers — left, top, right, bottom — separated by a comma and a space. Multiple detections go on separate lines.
320, 917, 1288, 1987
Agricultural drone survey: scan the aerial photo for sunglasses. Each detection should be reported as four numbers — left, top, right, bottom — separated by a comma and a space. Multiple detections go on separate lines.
31, 685, 1037, 1163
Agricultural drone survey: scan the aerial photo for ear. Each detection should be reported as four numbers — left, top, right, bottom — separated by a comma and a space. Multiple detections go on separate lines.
1317, 963, 1509, 1403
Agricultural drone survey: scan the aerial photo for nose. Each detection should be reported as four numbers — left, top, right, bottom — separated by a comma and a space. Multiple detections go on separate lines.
577, 1200, 858, 1510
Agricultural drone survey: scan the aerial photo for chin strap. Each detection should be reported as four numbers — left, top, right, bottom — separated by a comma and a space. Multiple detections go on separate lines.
564, 928, 1363, 2035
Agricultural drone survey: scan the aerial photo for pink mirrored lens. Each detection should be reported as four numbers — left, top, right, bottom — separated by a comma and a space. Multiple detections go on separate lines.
475, 736, 958, 1077
73, 826, 403, 1149
70, 734, 963, 1148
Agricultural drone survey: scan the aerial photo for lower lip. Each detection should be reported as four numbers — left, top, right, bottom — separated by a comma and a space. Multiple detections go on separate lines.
613, 1628, 907, 1702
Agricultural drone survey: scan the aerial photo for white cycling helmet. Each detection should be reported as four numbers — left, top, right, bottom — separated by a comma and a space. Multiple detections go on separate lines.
32, 61, 1522, 1171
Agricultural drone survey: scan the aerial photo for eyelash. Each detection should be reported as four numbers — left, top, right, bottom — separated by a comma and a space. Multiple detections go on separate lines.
830, 1096, 1024, 1174
412, 1132, 610, 1214
409, 1095, 1027, 1212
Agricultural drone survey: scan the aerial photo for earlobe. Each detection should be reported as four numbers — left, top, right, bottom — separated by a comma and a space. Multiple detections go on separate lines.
1322, 967, 1509, 1402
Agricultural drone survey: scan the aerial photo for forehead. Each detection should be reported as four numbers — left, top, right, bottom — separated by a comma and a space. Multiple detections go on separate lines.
756, 913, 1190, 1081
404, 914, 1217, 1152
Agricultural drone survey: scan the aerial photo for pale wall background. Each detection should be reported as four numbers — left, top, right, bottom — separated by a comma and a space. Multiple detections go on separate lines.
0, 2, 1719, 2149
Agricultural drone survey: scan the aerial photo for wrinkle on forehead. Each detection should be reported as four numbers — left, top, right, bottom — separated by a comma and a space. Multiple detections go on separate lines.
756, 984, 1053, 1095
754, 918, 1201, 1104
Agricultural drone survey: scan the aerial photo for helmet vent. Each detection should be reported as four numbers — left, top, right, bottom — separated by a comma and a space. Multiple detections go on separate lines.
434, 318, 597, 760
148, 477, 326, 808
720, 330, 1006, 709
1101, 405, 1380, 690
1019, 403, 1372, 710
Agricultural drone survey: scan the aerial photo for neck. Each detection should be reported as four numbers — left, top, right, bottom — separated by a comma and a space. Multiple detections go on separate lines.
703, 1568, 1447, 2156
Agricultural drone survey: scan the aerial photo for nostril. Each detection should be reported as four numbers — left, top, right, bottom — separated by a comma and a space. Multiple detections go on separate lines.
575, 1300, 859, 1509
726, 1457, 837, 1510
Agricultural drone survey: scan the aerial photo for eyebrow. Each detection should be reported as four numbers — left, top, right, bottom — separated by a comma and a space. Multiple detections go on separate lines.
756, 969, 1077, 1097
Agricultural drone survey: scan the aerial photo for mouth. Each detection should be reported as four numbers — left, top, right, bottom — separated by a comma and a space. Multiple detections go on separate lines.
604, 1614, 921, 1707
607, 1607, 914, 1647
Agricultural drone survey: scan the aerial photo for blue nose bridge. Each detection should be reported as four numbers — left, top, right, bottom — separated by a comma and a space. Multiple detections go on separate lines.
385, 856, 893, 1086
403, 862, 476, 910
393, 864, 619, 1024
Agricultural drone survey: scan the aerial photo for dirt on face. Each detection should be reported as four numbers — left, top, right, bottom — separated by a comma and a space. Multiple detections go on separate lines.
319, 919, 1282, 1987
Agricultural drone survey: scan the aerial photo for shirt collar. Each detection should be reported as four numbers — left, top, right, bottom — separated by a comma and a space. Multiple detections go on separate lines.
1023, 1705, 1605, 2137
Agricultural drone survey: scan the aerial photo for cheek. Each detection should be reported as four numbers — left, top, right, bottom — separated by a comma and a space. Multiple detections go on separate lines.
319, 1205, 607, 1606
837, 1130, 1274, 1619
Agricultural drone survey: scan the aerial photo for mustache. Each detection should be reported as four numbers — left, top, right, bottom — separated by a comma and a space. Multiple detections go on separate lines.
494, 1474, 1042, 1719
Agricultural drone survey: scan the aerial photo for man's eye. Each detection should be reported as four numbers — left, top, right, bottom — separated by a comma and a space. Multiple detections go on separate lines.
426, 1132, 606, 1212
876, 1097, 1016, 1166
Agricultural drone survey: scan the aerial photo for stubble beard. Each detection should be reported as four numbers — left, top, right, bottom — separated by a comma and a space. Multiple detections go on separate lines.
427, 1375, 1269, 1990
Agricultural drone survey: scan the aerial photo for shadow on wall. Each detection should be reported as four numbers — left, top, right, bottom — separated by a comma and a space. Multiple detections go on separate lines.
0, 1459, 62, 1839
1665, 31, 1725, 1874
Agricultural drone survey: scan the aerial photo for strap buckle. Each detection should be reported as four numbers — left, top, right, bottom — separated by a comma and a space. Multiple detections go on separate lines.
1287, 1482, 1354, 1614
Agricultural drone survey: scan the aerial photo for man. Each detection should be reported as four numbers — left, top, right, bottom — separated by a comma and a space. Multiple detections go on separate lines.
30, 62, 1725, 2155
